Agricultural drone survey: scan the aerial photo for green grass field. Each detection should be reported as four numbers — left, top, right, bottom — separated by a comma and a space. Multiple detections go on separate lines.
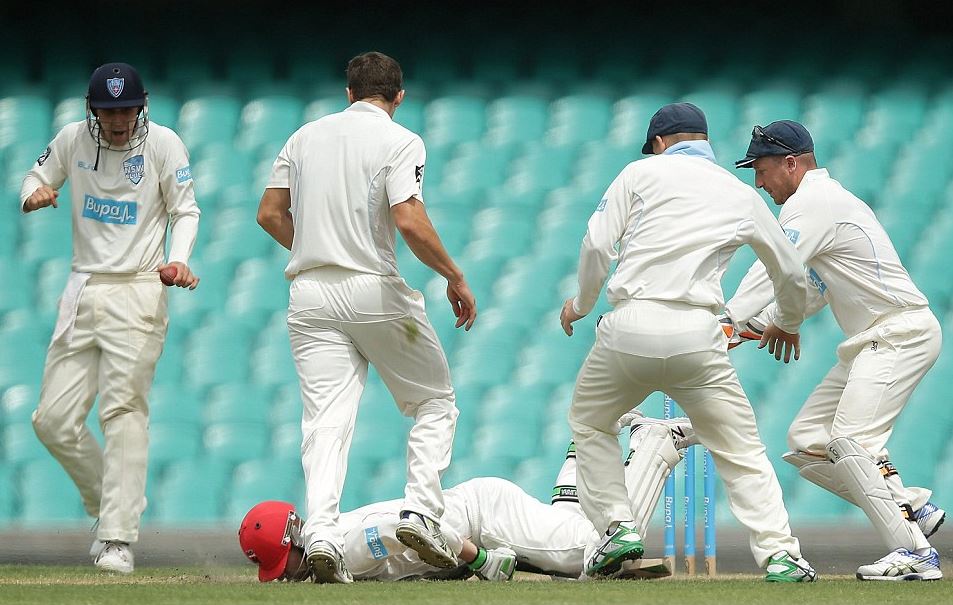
1, 566, 950, 605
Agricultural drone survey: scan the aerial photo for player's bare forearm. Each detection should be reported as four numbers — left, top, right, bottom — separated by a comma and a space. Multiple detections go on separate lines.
393, 198, 463, 282
257, 188, 294, 250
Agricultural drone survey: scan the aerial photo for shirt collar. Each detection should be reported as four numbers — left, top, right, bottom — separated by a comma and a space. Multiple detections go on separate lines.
661, 140, 717, 163
802, 168, 830, 181
346, 101, 392, 119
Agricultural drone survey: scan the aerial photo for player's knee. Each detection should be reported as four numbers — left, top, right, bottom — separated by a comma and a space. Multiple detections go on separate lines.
32, 409, 61, 445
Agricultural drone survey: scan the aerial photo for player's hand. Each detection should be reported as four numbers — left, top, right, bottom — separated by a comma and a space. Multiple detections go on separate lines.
560, 298, 585, 336
447, 278, 477, 330
23, 186, 59, 212
159, 261, 200, 290
758, 323, 800, 363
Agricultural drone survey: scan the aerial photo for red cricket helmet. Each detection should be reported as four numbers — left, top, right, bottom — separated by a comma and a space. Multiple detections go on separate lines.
238, 501, 305, 582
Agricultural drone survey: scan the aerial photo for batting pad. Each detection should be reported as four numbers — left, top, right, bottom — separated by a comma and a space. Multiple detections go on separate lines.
827, 437, 927, 551
783, 451, 859, 507
625, 423, 683, 535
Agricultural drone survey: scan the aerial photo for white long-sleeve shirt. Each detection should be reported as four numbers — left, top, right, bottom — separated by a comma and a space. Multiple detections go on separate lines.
573, 142, 807, 333
267, 101, 426, 279
725, 168, 928, 337
20, 121, 200, 273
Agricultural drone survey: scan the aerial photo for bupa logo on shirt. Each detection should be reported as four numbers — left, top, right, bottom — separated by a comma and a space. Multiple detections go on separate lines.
364, 526, 388, 560
807, 267, 827, 295
83, 195, 138, 225
123, 155, 145, 185
176, 166, 192, 183
784, 228, 800, 245
596, 197, 608, 212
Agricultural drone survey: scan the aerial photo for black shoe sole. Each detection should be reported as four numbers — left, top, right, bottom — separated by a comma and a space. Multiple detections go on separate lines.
395, 525, 457, 569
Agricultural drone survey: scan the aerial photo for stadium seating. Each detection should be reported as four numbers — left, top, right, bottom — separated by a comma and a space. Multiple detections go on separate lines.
3, 43, 953, 532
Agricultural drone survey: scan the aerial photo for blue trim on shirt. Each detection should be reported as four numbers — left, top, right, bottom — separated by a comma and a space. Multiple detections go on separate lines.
662, 140, 717, 163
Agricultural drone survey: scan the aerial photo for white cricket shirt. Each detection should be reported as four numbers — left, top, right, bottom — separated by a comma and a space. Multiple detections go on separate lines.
725, 168, 928, 337
20, 121, 200, 273
573, 143, 807, 334
267, 101, 426, 279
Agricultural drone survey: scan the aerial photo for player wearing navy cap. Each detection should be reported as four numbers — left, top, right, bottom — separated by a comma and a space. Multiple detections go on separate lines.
726, 120, 945, 581
20, 62, 201, 573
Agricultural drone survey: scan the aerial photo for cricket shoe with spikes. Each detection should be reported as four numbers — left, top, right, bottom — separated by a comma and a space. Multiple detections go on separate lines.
396, 511, 457, 569
585, 521, 644, 577
307, 540, 353, 584
764, 551, 817, 582
856, 548, 942, 581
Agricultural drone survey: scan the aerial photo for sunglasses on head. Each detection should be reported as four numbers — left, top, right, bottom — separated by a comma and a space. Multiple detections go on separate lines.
752, 125, 801, 155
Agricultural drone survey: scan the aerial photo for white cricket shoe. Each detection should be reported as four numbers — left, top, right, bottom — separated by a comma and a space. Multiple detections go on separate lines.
395, 510, 457, 569
307, 540, 353, 584
856, 548, 942, 581
89, 539, 106, 559
914, 502, 945, 538
94, 542, 134, 574
472, 547, 517, 581
764, 551, 817, 582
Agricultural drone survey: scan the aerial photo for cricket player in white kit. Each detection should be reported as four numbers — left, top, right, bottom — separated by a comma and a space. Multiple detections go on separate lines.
256, 51, 477, 584
726, 120, 944, 581
560, 103, 817, 582
20, 62, 200, 573
238, 414, 697, 583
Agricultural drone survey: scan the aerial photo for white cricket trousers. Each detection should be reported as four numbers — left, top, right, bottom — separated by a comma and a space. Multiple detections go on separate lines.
788, 306, 941, 509
569, 300, 801, 568
32, 273, 167, 543
288, 267, 458, 552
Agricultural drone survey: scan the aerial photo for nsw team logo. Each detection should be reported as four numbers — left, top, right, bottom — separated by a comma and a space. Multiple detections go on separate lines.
123, 155, 144, 185
107, 77, 125, 98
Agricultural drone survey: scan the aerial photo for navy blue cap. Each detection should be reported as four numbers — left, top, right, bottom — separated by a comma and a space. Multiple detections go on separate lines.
642, 102, 708, 155
735, 120, 814, 168
87, 62, 146, 109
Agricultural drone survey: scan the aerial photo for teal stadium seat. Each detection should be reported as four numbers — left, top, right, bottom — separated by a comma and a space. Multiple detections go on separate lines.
153, 458, 230, 523
423, 96, 486, 147
36, 257, 71, 317
484, 96, 549, 145
146, 93, 181, 130
513, 324, 594, 388
572, 141, 640, 191
190, 143, 255, 209
236, 96, 304, 157
19, 198, 72, 264
492, 255, 573, 319
183, 317, 254, 389
3, 424, 48, 466
512, 457, 563, 503
270, 385, 302, 426
680, 82, 740, 141
225, 458, 302, 522
250, 313, 298, 387
0, 96, 53, 152
148, 383, 203, 425
546, 94, 613, 146
440, 140, 515, 192
18, 458, 85, 524
0, 330, 46, 393
0, 464, 15, 521
608, 89, 677, 146
506, 142, 578, 192
51, 97, 86, 132
465, 206, 538, 259
226, 259, 289, 327
204, 383, 273, 426
1, 384, 37, 427
270, 423, 301, 460
176, 96, 242, 154
393, 98, 426, 134
149, 422, 202, 467
303, 96, 350, 123
204, 422, 269, 464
